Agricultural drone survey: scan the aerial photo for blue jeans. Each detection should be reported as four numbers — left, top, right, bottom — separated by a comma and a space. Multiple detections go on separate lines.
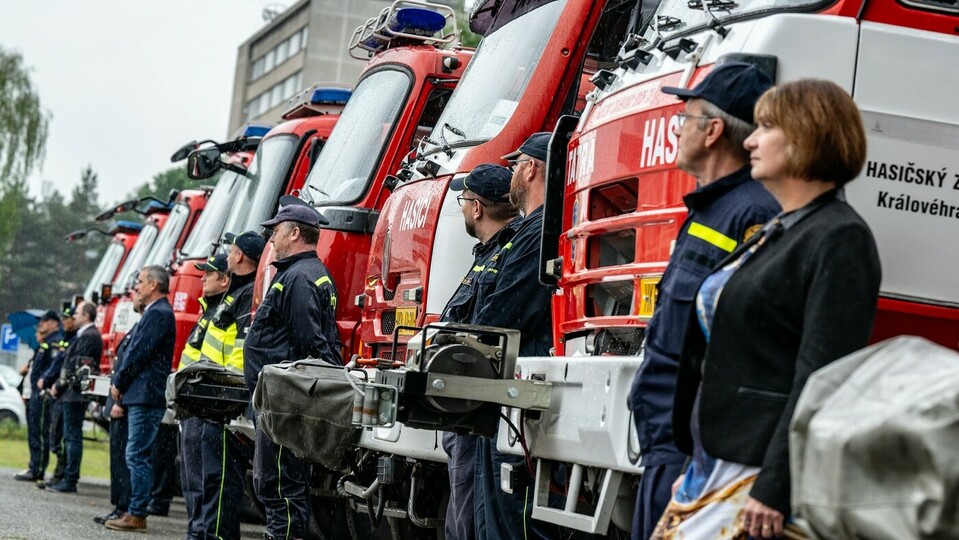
126, 405, 165, 517
61, 401, 86, 486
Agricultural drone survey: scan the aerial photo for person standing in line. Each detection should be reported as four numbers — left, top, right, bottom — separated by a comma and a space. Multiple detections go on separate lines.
190, 231, 263, 540
245, 204, 341, 540
441, 164, 520, 540
470, 133, 558, 540
627, 62, 780, 539
93, 299, 143, 526
41, 305, 78, 488
15, 310, 63, 483
105, 266, 176, 533
45, 302, 103, 493
177, 252, 231, 538
656, 79, 881, 539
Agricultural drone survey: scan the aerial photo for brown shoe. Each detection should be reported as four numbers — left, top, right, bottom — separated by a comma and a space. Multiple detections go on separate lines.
104, 513, 146, 532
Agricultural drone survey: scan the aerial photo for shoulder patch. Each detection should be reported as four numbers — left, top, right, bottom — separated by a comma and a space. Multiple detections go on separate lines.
743, 224, 763, 242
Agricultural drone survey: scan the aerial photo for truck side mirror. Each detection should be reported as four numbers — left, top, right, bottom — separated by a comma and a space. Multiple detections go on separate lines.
186, 147, 222, 179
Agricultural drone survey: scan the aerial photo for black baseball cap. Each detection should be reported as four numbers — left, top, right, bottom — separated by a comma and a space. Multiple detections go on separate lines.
661, 61, 772, 124
450, 164, 512, 203
260, 198, 329, 229
224, 231, 266, 262
502, 132, 551, 162
40, 310, 60, 322
194, 253, 229, 273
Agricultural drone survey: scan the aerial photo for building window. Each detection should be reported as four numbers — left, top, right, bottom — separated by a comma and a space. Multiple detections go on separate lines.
244, 70, 305, 121
248, 25, 309, 82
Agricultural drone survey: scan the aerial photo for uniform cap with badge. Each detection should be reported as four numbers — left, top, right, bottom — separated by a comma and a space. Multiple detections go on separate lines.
450, 164, 513, 203
223, 231, 266, 262
260, 196, 329, 229
502, 132, 551, 162
661, 61, 773, 124
193, 253, 229, 273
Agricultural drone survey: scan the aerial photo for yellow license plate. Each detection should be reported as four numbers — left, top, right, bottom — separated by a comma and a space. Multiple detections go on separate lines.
395, 306, 418, 335
637, 277, 661, 318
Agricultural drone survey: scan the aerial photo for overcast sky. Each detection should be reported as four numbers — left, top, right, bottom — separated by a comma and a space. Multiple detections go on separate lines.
0, 1, 285, 205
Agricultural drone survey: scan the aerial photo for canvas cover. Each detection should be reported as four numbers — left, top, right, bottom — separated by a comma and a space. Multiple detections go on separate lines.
791, 336, 959, 539
252, 358, 359, 471
166, 360, 249, 421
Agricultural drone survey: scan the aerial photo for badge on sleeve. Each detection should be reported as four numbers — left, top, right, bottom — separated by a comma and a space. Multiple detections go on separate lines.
743, 224, 763, 242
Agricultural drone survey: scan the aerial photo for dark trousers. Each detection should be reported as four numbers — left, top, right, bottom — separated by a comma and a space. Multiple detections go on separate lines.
110, 413, 131, 512
180, 416, 204, 539
199, 420, 250, 540
474, 436, 558, 540
254, 425, 310, 540
48, 398, 65, 479
632, 462, 685, 540
149, 422, 179, 511
26, 394, 51, 477
61, 401, 86, 486
443, 432, 477, 540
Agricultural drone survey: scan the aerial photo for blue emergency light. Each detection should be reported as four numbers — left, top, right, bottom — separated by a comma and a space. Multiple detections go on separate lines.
310, 87, 352, 105
241, 124, 272, 138
111, 220, 144, 234
389, 7, 447, 35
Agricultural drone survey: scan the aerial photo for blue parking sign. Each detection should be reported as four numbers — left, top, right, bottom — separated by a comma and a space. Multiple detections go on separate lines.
1, 324, 19, 352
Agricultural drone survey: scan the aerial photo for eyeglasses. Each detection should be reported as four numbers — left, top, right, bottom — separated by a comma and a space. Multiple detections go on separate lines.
508, 158, 534, 172
456, 196, 486, 208
675, 112, 715, 128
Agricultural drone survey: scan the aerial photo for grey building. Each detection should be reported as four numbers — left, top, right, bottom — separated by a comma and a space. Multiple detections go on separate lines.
228, 0, 461, 133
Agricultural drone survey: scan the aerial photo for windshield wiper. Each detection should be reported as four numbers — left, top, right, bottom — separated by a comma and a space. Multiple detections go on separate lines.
442, 122, 466, 140
306, 184, 329, 204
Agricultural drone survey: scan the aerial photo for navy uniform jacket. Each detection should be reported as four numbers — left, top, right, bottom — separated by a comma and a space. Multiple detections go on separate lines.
628, 166, 780, 466
244, 251, 341, 393
113, 297, 176, 407
471, 205, 553, 357
30, 331, 63, 393
40, 329, 75, 390
54, 325, 104, 403
441, 224, 517, 323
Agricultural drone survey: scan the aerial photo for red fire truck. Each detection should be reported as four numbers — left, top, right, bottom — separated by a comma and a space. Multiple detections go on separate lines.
249, 8, 473, 364
92, 198, 173, 373
340, 0, 958, 536
67, 220, 142, 308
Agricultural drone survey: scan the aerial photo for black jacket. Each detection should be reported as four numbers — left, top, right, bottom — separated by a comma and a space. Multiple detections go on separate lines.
673, 191, 881, 514
244, 251, 341, 393
113, 297, 176, 407
55, 325, 103, 402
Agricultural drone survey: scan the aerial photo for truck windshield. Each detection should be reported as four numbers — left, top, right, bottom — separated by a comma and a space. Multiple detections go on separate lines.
144, 203, 190, 268
641, 0, 825, 43
427, 0, 565, 143
180, 171, 245, 259
113, 223, 159, 291
304, 69, 411, 205
82, 241, 126, 302
221, 136, 297, 236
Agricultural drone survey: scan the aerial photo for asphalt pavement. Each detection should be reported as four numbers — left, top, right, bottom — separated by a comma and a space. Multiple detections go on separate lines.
0, 467, 262, 540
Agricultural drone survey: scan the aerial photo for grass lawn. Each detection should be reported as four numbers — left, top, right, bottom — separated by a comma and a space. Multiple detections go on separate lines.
0, 421, 112, 479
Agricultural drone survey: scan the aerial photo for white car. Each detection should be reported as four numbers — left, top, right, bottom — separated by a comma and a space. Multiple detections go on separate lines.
0, 365, 27, 426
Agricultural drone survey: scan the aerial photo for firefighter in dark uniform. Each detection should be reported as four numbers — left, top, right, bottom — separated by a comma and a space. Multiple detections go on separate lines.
470, 133, 558, 540
441, 164, 520, 540
42, 305, 78, 487
177, 252, 231, 539
190, 232, 264, 540
16, 310, 63, 483
627, 62, 781, 539
244, 203, 341, 540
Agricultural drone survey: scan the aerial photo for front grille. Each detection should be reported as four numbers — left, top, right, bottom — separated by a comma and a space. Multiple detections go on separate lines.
383, 288, 395, 301
381, 310, 396, 336
594, 328, 644, 356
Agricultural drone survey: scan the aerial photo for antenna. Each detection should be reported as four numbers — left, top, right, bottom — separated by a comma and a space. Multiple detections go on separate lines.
262, 2, 287, 22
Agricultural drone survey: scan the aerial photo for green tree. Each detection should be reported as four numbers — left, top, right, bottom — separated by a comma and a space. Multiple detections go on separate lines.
0, 168, 107, 315
0, 46, 50, 273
